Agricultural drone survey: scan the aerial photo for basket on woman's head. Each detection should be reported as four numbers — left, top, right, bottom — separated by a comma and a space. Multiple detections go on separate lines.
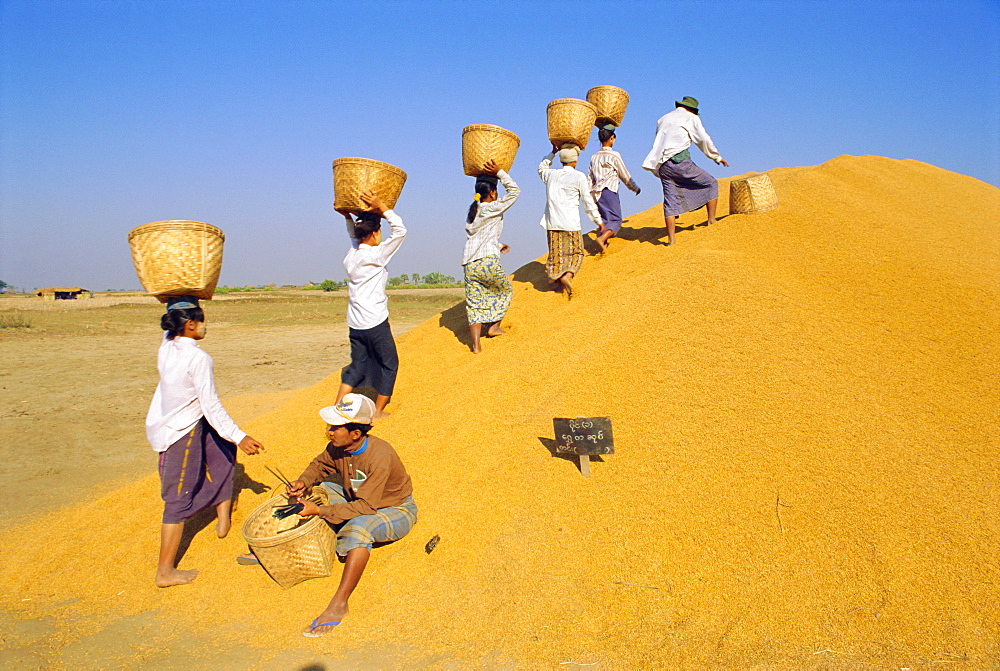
586, 85, 629, 127
332, 158, 407, 214
128, 220, 225, 302
546, 98, 597, 151
462, 124, 520, 177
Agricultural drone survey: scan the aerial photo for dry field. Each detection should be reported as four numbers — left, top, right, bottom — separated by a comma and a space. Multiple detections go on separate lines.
0, 289, 464, 522
0, 156, 997, 669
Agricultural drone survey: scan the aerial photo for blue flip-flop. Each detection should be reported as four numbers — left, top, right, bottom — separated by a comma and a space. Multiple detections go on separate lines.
303, 618, 341, 638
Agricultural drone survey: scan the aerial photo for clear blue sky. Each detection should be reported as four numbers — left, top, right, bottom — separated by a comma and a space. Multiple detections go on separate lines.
1, 0, 997, 291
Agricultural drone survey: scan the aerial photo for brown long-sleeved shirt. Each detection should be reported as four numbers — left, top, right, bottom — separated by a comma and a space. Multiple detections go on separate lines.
297, 435, 413, 524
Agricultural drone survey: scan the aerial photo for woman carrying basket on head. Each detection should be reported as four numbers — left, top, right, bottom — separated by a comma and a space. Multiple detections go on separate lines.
146, 296, 264, 587
462, 159, 519, 353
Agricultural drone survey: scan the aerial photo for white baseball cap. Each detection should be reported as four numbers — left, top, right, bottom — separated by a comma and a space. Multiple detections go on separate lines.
319, 394, 376, 426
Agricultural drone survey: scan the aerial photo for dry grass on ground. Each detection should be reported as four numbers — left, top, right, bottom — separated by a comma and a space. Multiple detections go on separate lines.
0, 156, 997, 669
0, 290, 463, 523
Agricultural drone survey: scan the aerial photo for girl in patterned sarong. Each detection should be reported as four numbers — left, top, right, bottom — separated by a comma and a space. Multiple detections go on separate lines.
462, 159, 520, 353
146, 297, 264, 587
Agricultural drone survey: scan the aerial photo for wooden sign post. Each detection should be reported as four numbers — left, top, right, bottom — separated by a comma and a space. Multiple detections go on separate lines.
553, 417, 614, 477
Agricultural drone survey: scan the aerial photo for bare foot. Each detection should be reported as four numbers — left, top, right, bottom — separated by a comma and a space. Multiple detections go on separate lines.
303, 603, 348, 637
559, 274, 574, 298
595, 236, 608, 252
706, 218, 717, 226
471, 343, 481, 354
373, 409, 391, 421
485, 325, 506, 338
155, 568, 198, 587
216, 515, 231, 539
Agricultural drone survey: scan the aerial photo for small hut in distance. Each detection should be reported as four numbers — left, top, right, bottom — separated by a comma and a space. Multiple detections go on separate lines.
36, 287, 92, 300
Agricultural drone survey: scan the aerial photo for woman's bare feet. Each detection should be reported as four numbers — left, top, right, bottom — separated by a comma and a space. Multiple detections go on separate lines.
303, 602, 348, 637
155, 567, 198, 587
215, 499, 232, 538
216, 516, 231, 539
558, 274, 574, 298
485, 323, 506, 338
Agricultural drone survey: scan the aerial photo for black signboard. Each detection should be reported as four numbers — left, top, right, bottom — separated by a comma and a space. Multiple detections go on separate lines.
553, 417, 614, 456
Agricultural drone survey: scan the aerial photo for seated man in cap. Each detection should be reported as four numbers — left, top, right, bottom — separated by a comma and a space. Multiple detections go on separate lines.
641, 96, 730, 245
538, 144, 603, 297
285, 393, 417, 637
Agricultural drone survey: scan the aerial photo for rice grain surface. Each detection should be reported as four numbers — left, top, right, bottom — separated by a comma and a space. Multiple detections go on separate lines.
1, 155, 997, 668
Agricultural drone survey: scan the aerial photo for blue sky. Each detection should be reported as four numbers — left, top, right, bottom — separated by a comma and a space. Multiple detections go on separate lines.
1, 0, 997, 291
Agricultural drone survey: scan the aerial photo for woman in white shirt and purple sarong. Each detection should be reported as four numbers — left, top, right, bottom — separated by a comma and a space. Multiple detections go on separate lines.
146, 296, 264, 587
462, 159, 519, 353
642, 96, 730, 245
589, 124, 641, 251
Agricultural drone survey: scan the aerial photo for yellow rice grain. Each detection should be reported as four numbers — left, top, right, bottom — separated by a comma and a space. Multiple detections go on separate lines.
1, 155, 997, 668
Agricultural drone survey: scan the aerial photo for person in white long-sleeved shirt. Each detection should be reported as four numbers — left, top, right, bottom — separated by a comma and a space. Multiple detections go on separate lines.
335, 191, 406, 419
463, 159, 519, 353
641, 96, 730, 245
538, 145, 603, 297
589, 125, 641, 251
145, 297, 263, 587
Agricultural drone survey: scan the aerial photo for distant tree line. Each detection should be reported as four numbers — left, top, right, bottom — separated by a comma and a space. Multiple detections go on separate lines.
388, 272, 456, 286
306, 273, 458, 291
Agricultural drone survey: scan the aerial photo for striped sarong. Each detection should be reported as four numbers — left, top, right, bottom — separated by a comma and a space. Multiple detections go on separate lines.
657, 159, 718, 217
464, 254, 513, 325
159, 418, 236, 524
318, 482, 418, 555
545, 230, 584, 281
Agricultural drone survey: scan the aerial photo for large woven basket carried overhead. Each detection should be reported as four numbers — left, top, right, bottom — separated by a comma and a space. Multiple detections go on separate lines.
729, 173, 780, 214
241, 487, 337, 589
128, 220, 224, 302
332, 158, 407, 214
546, 98, 598, 151
462, 124, 521, 177
586, 85, 630, 127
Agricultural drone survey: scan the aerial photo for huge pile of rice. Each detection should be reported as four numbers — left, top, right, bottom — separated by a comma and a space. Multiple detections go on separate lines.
1, 155, 997, 668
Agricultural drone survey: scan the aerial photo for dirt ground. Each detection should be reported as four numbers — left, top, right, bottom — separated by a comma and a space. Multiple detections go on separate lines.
0, 289, 464, 524
1, 157, 997, 670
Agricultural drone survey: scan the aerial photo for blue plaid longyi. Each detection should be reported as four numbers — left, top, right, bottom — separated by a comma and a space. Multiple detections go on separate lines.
317, 482, 417, 555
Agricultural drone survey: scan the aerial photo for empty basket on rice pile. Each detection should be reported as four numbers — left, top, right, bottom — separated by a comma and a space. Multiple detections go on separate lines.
128, 220, 224, 302
729, 173, 780, 214
586, 85, 629, 127
462, 124, 521, 177
332, 158, 407, 214
546, 98, 598, 151
242, 486, 337, 589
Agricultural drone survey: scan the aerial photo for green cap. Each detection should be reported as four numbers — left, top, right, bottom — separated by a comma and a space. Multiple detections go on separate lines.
675, 96, 700, 113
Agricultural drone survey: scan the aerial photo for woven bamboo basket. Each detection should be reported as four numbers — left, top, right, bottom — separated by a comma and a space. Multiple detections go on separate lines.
128, 221, 224, 302
332, 158, 407, 214
241, 487, 337, 589
546, 98, 598, 151
462, 124, 520, 177
586, 86, 629, 127
729, 173, 780, 214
